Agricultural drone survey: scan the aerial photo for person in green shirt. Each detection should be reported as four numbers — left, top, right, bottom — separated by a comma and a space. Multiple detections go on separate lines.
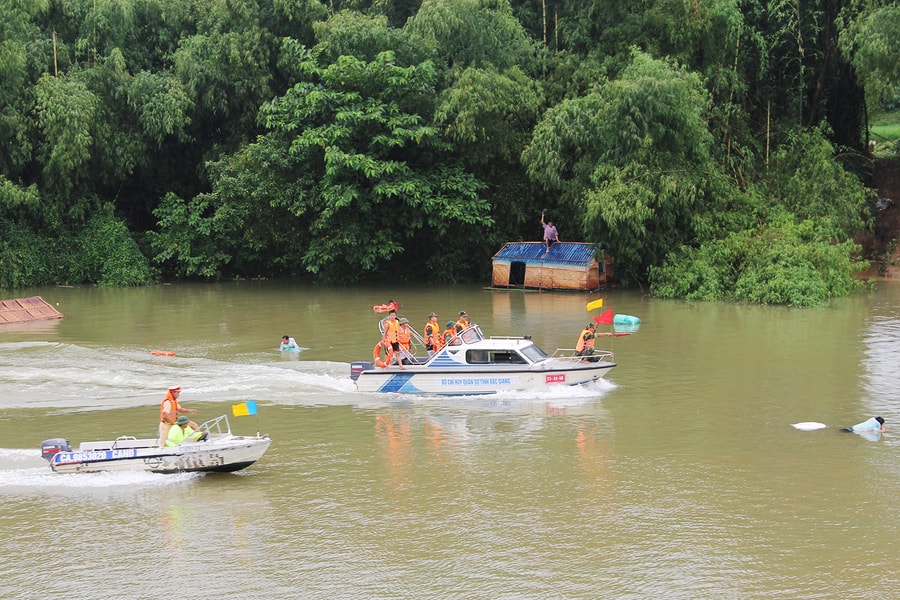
166, 415, 207, 446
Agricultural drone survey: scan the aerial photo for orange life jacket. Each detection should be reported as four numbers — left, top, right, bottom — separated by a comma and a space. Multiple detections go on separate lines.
160, 392, 179, 424
442, 327, 457, 345
454, 317, 469, 332
575, 328, 595, 352
398, 325, 412, 349
383, 318, 399, 343
423, 321, 442, 349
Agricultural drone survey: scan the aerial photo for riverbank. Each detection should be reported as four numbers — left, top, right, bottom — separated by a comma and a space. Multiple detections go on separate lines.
856, 156, 900, 279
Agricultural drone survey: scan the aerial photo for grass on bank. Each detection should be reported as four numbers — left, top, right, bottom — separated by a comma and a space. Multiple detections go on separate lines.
870, 109, 900, 154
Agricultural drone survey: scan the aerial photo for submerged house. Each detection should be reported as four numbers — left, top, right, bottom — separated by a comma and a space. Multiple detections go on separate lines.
0, 296, 63, 324
491, 242, 614, 291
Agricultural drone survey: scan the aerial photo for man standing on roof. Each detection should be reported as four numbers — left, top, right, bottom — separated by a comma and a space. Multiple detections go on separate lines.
158, 386, 199, 447
541, 211, 559, 252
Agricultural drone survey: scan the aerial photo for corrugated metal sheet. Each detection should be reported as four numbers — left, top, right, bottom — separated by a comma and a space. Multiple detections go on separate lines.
492, 242, 597, 265
0, 296, 64, 324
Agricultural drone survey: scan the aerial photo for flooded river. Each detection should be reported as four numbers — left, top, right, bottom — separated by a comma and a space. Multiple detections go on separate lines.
1, 282, 898, 598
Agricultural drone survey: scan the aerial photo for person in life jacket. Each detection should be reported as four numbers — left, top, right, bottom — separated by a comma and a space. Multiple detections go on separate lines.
454, 310, 470, 333
442, 321, 459, 346
398, 318, 413, 363
381, 309, 405, 369
166, 415, 207, 446
423, 313, 442, 353
158, 386, 198, 448
397, 318, 412, 350
575, 323, 612, 357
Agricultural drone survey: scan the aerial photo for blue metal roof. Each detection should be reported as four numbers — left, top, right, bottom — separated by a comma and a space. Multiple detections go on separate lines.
492, 242, 598, 265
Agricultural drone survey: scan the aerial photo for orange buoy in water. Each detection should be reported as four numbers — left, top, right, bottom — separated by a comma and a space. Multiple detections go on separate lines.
151, 350, 176, 356
372, 300, 399, 313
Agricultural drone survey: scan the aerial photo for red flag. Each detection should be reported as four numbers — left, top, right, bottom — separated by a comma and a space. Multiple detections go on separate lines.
593, 309, 613, 324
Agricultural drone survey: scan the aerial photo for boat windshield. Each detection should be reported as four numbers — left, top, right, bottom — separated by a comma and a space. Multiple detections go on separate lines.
520, 344, 549, 362
458, 325, 484, 344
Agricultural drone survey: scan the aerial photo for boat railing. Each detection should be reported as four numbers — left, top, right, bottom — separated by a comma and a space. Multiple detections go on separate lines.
550, 349, 615, 363
109, 435, 159, 450
379, 316, 428, 355
197, 414, 233, 437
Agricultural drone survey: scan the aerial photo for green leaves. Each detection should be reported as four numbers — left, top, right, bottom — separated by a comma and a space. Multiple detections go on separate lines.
34, 74, 99, 196
152, 48, 491, 282
524, 50, 715, 282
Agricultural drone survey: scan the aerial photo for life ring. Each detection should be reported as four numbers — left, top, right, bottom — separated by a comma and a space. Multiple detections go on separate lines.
151, 350, 176, 356
373, 341, 394, 368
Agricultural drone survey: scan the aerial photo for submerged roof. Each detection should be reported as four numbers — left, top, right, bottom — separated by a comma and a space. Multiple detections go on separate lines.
492, 242, 598, 265
0, 296, 64, 324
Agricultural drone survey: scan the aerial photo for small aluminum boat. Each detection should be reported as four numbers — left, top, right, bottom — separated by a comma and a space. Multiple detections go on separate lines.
40, 415, 271, 474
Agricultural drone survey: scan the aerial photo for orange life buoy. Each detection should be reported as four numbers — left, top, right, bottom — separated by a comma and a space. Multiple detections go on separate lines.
372, 301, 398, 313
373, 341, 394, 368
151, 350, 176, 356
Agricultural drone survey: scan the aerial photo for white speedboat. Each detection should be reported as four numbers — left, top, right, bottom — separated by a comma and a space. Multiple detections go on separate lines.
351, 324, 615, 395
40, 415, 271, 474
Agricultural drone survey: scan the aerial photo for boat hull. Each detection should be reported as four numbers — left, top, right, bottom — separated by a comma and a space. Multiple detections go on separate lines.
49, 436, 271, 474
354, 363, 615, 395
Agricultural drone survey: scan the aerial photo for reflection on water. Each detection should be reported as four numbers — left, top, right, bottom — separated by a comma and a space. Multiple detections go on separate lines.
2, 282, 900, 597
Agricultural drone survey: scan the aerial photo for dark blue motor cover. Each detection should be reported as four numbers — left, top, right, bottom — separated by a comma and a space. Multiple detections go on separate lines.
41, 438, 71, 461
350, 361, 374, 381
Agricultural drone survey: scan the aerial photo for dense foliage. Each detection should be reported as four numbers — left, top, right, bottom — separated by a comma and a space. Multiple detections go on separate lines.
1, 0, 898, 304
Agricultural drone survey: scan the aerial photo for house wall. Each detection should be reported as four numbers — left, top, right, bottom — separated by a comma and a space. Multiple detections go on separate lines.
492, 261, 606, 290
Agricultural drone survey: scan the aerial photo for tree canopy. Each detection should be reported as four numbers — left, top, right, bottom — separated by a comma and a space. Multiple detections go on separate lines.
0, 0, 895, 305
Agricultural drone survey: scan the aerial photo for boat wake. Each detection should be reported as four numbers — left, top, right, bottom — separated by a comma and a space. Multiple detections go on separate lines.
0, 447, 199, 490
0, 342, 358, 409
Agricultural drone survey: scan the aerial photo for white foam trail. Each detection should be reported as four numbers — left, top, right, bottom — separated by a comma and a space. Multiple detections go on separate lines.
0, 462, 199, 490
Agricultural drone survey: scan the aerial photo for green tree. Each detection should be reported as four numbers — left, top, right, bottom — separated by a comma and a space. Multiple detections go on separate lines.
524, 50, 717, 282
152, 46, 492, 282
838, 2, 900, 107
407, 0, 537, 73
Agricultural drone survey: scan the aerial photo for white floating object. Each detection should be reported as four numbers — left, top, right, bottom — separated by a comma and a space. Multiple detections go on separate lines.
791, 422, 827, 431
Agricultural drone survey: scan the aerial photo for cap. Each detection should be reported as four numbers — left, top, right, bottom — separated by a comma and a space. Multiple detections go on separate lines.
168, 386, 181, 392
176, 415, 190, 425
428, 312, 438, 318
399, 318, 409, 325
876, 417, 885, 425
446, 321, 455, 328
587, 323, 596, 328
459, 311, 467, 316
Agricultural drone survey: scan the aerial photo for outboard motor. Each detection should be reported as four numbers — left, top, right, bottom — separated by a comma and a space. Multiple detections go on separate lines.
350, 361, 374, 381
41, 438, 71, 461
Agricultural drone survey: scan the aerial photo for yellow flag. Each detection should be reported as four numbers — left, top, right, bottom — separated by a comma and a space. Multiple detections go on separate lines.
586, 298, 604, 311
232, 401, 257, 417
